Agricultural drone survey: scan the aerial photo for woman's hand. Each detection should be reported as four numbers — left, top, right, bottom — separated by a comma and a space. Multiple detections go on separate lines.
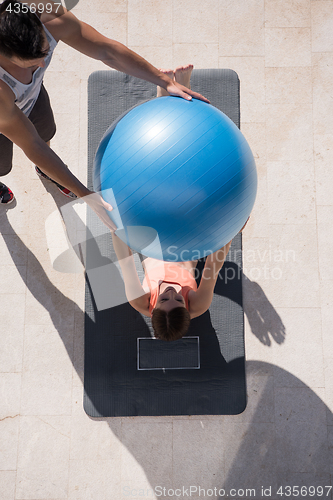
84, 191, 117, 232
166, 80, 210, 104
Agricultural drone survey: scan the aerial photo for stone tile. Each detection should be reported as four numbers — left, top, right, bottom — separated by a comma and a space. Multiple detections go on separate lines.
69, 459, 121, 500
81, 0, 127, 13
0, 233, 28, 266
218, 0, 265, 56
328, 425, 333, 474
265, 67, 312, 104
26, 181, 61, 237
24, 233, 76, 327
239, 369, 275, 423
173, 0, 219, 44
265, 28, 312, 67
320, 281, 333, 354
70, 386, 122, 460
266, 225, 320, 308
311, 0, 333, 52
48, 113, 80, 172
265, 0, 311, 27
266, 103, 313, 162
77, 82, 89, 181
121, 419, 173, 487
272, 308, 325, 388
48, 41, 81, 73
324, 358, 333, 421
79, 12, 127, 45
174, 44, 219, 69
314, 134, 333, 205
317, 206, 333, 281
0, 172, 32, 235
43, 210, 84, 276
241, 159, 268, 238
223, 422, 277, 493
0, 472, 16, 500
77, 55, 106, 82
0, 265, 26, 294
43, 71, 80, 115
26, 232, 81, 289
172, 420, 224, 486
128, 0, 172, 47
275, 387, 326, 423
267, 161, 316, 224
126, 46, 173, 73
243, 237, 276, 287
326, 400, 333, 426
24, 285, 74, 329
274, 471, 333, 499
241, 123, 266, 161
312, 53, 333, 134
16, 416, 70, 499
0, 373, 21, 419
20, 325, 73, 416
218, 57, 265, 123
0, 416, 19, 470
244, 308, 279, 364
275, 418, 329, 474
0, 294, 25, 372
243, 245, 287, 349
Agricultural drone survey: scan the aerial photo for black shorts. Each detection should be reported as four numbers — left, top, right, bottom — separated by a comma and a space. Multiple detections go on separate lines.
0, 84, 56, 176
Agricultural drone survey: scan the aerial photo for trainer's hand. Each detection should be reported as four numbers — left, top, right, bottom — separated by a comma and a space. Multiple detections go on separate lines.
84, 191, 117, 232
166, 80, 210, 104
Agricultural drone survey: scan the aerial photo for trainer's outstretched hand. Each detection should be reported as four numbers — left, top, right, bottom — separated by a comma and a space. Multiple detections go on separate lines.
166, 80, 210, 104
84, 191, 117, 232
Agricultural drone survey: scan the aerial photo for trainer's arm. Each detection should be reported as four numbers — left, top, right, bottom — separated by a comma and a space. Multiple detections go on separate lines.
0, 91, 88, 195
0, 86, 116, 230
43, 9, 209, 103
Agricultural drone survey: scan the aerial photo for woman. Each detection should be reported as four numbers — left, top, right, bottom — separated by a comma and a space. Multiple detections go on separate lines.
112, 231, 236, 341
112, 64, 249, 341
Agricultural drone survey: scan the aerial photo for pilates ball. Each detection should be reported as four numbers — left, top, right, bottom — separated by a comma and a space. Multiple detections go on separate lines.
94, 96, 257, 261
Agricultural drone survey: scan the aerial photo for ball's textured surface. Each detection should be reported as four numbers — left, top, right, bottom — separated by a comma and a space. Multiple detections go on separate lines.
94, 96, 257, 261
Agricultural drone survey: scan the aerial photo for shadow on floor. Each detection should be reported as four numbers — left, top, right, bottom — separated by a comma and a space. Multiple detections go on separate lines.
3, 203, 323, 500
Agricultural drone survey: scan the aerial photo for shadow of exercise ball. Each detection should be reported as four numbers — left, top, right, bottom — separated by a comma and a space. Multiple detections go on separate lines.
94, 96, 257, 261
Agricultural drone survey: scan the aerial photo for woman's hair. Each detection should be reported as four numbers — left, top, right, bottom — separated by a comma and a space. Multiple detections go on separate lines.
151, 307, 191, 342
0, 0, 48, 60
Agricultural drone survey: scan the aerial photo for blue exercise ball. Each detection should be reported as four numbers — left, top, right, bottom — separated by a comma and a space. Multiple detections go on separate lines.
94, 96, 257, 261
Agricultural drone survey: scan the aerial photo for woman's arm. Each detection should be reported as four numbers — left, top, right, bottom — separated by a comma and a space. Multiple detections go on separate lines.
189, 240, 232, 318
111, 233, 150, 311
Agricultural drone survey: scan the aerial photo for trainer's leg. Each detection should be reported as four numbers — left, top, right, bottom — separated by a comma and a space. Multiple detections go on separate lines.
156, 69, 175, 97
0, 134, 15, 204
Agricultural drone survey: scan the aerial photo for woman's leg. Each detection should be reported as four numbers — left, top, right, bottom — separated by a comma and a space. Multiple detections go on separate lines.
156, 64, 194, 97
174, 64, 193, 90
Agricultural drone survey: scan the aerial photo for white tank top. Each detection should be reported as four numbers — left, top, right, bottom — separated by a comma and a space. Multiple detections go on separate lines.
0, 23, 57, 117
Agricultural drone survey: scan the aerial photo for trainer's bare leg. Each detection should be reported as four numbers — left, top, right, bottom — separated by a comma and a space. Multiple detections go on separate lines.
174, 64, 193, 90
156, 69, 175, 97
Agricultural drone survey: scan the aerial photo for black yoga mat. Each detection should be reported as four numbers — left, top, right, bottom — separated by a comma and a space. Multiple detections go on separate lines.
84, 69, 247, 417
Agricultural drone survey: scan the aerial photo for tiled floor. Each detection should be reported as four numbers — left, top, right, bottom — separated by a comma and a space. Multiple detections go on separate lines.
1, 0, 333, 499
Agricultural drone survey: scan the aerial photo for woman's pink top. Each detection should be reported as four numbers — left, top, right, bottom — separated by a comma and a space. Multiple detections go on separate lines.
142, 263, 198, 315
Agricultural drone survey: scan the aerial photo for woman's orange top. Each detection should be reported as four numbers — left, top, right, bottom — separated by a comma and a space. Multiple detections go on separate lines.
142, 262, 198, 315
